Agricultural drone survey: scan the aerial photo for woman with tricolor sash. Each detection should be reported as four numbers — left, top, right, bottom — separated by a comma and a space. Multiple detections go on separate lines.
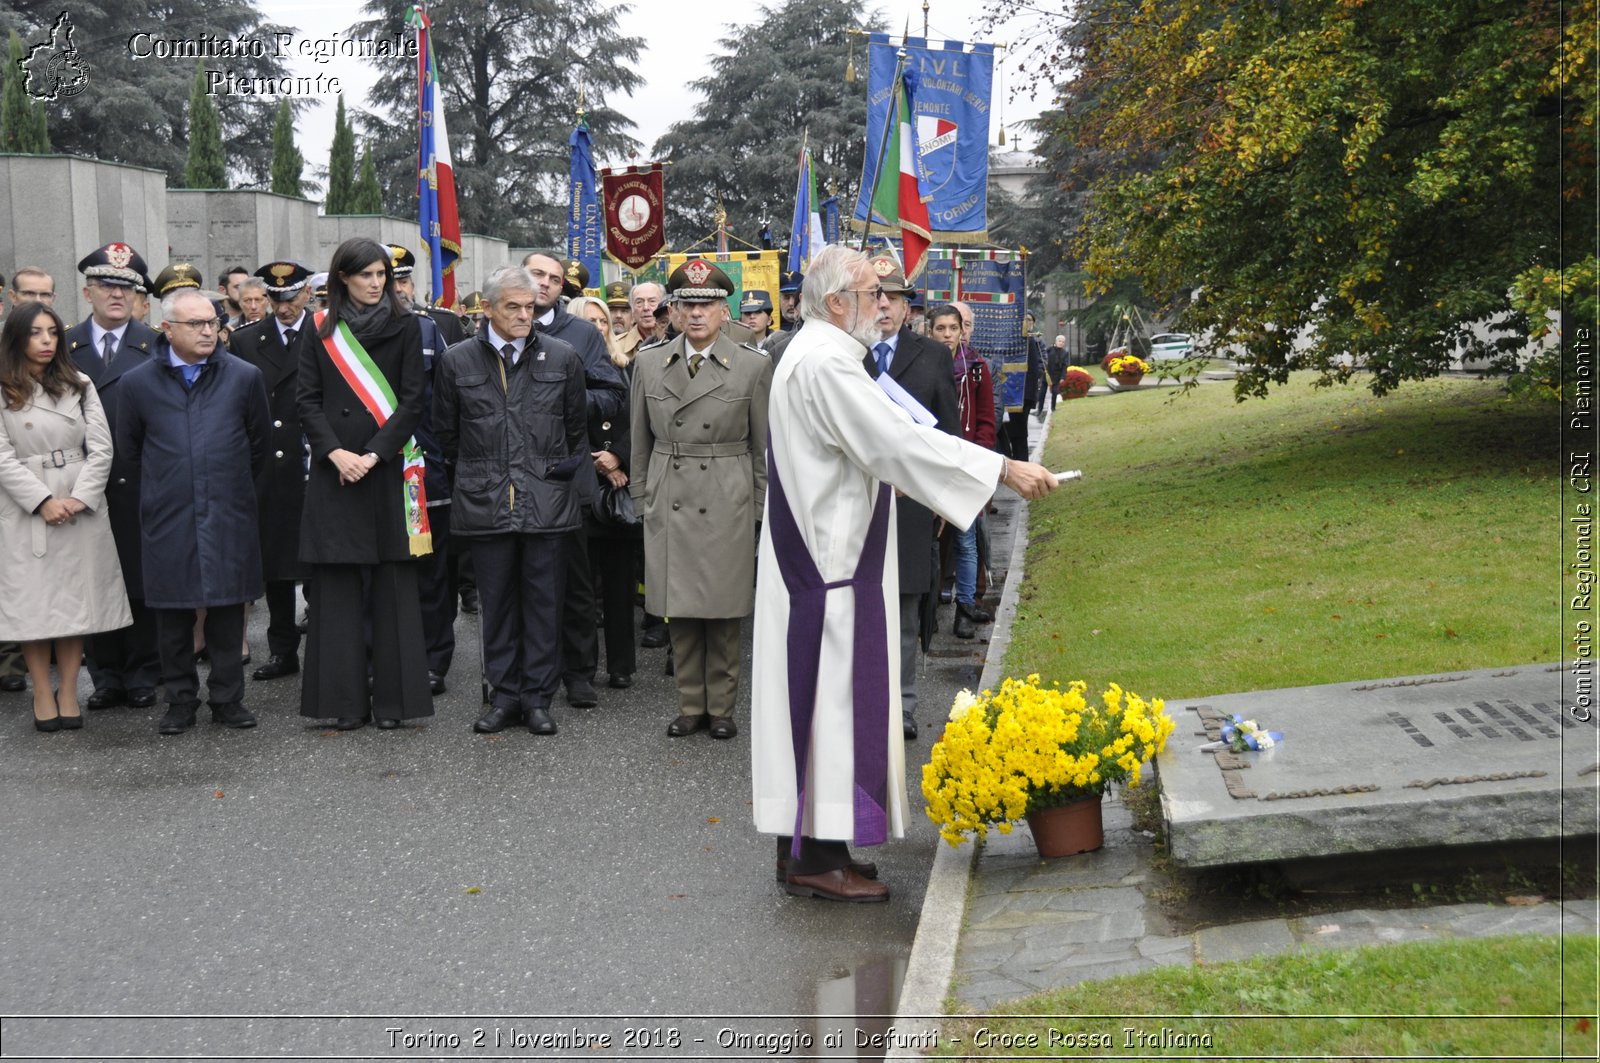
295, 237, 433, 730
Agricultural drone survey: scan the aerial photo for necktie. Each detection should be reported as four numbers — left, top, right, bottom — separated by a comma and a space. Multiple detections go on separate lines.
874, 342, 892, 376
284, 328, 298, 347
102, 332, 116, 368
501, 342, 517, 366
688, 353, 704, 378
181, 363, 201, 390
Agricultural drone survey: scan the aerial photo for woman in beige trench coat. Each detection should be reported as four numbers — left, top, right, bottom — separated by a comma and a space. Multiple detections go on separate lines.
0, 303, 132, 731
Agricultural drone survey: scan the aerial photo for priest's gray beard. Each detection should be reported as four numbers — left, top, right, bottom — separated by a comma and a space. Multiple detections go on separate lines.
844, 302, 881, 348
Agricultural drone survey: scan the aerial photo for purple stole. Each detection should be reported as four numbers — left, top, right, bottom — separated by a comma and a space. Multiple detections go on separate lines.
765, 438, 893, 857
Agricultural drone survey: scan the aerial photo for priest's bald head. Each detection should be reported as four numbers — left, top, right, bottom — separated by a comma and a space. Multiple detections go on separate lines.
801, 245, 885, 347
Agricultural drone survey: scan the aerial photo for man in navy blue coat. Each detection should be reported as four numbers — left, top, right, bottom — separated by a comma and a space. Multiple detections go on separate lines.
116, 288, 271, 735
65, 242, 163, 710
520, 250, 626, 710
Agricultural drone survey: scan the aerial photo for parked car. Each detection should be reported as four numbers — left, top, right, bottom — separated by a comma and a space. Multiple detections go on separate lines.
1149, 332, 1194, 361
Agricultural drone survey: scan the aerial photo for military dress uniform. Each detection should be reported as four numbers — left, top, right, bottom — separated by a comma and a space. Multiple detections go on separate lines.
227, 261, 316, 678
66, 242, 163, 708
629, 261, 772, 738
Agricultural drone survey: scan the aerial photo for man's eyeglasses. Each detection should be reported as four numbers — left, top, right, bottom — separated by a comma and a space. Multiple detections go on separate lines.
846, 287, 888, 301
170, 319, 220, 332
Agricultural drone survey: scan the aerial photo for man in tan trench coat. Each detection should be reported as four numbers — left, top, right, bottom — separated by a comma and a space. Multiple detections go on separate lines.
630, 260, 772, 740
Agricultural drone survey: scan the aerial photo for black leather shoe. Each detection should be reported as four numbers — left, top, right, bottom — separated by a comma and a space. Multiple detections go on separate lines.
0, 674, 26, 692
376, 718, 401, 730
608, 672, 633, 689
952, 610, 976, 640
903, 714, 918, 740
960, 602, 994, 624
428, 671, 446, 696
667, 713, 708, 737
708, 715, 738, 739
334, 714, 370, 731
474, 704, 521, 733
526, 706, 557, 735
127, 688, 158, 709
210, 702, 257, 729
252, 654, 299, 681
459, 588, 479, 614
158, 703, 199, 735
640, 628, 668, 649
565, 678, 598, 708
87, 688, 126, 710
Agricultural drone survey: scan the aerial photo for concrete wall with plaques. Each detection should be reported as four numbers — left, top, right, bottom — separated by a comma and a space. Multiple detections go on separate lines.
168, 190, 321, 302
0, 154, 168, 325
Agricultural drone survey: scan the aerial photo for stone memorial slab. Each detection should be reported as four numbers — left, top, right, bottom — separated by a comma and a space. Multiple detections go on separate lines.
1157, 664, 1595, 866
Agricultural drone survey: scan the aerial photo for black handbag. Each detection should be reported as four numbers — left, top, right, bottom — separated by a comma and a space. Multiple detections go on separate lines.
591, 480, 639, 528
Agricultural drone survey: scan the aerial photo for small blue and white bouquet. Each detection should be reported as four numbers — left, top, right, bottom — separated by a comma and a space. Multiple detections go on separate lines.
1198, 715, 1284, 753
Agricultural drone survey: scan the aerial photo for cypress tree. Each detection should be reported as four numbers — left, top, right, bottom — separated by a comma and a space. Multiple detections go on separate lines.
2, 31, 48, 154
269, 98, 303, 196
352, 143, 383, 214
325, 94, 356, 213
183, 63, 227, 188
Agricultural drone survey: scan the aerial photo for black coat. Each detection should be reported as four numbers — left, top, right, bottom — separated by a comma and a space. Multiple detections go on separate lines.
865, 327, 960, 592
114, 350, 270, 609
228, 314, 313, 581
433, 332, 588, 536
66, 318, 161, 595
296, 310, 426, 564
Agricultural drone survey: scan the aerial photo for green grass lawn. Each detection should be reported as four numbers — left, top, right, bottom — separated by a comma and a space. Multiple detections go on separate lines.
1009, 374, 1562, 699
936, 935, 1598, 1059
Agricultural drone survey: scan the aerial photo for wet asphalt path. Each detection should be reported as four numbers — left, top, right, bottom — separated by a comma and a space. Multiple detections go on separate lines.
0, 493, 1023, 1059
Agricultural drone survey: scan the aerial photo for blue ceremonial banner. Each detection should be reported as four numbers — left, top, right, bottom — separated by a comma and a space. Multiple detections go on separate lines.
567, 121, 602, 288
853, 34, 994, 241
820, 196, 841, 245
925, 249, 1028, 409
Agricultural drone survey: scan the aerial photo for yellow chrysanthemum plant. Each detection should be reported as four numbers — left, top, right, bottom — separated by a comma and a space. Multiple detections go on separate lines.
921, 674, 1177, 847
1107, 353, 1151, 376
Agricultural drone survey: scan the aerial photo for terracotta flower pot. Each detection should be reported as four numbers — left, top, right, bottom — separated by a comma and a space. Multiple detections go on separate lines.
1025, 796, 1105, 857
1114, 372, 1144, 387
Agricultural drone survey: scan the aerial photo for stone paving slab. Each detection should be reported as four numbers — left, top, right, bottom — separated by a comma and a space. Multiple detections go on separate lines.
1157, 664, 1592, 866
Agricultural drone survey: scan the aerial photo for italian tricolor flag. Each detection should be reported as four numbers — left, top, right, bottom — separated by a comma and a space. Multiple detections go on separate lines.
871, 69, 933, 281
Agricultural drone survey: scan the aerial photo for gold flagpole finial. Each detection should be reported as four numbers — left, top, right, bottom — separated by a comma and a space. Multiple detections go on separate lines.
923, 0, 930, 38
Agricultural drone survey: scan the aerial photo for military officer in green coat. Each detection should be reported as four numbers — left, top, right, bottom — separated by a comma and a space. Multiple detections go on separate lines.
629, 260, 772, 740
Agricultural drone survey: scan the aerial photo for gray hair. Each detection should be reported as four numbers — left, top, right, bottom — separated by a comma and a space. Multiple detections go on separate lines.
238, 277, 268, 296
630, 281, 664, 307
161, 287, 214, 320
799, 244, 867, 323
483, 265, 536, 306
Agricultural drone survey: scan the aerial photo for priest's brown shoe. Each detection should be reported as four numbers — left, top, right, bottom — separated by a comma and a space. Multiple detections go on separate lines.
784, 867, 889, 903
775, 856, 878, 884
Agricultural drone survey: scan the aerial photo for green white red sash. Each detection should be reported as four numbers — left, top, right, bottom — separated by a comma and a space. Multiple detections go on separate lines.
316, 311, 432, 556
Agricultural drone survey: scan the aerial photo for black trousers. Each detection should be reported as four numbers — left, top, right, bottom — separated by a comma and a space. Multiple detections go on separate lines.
87, 598, 161, 694
776, 836, 857, 875
300, 562, 432, 721
473, 533, 567, 712
1000, 410, 1030, 459
416, 508, 458, 676
263, 580, 301, 659
559, 525, 598, 684
590, 531, 637, 678
155, 603, 245, 707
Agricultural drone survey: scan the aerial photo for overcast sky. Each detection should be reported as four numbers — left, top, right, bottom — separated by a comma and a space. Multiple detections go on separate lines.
257, 0, 1056, 190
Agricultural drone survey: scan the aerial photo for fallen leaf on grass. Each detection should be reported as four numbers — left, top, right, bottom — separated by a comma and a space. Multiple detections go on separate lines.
1445, 629, 1458, 638
1576, 1018, 1591, 1034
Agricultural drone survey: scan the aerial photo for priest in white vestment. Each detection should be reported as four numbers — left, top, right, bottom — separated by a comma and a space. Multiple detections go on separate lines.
751, 246, 1058, 902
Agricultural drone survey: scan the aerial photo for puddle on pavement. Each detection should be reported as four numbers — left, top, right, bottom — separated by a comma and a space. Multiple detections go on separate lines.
803, 954, 939, 1059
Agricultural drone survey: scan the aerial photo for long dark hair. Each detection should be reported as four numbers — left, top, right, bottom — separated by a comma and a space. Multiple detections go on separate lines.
0, 302, 81, 411
318, 237, 408, 338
